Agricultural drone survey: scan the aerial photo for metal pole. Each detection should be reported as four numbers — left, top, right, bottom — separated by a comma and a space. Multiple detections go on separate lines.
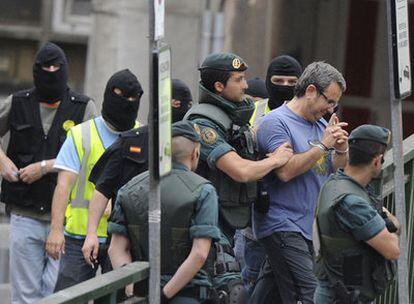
386, 1, 409, 302
148, 1, 161, 304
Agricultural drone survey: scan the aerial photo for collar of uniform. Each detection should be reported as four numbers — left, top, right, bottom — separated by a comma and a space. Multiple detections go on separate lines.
198, 83, 255, 126
172, 161, 190, 171
198, 82, 235, 113
337, 169, 372, 191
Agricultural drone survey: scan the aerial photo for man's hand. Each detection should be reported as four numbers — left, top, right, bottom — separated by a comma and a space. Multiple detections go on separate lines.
321, 114, 348, 149
267, 142, 293, 168
82, 233, 100, 266
19, 162, 43, 184
0, 155, 19, 182
46, 228, 65, 260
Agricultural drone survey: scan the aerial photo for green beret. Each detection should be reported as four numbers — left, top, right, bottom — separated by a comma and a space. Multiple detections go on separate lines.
172, 121, 201, 143
199, 52, 248, 72
349, 124, 391, 146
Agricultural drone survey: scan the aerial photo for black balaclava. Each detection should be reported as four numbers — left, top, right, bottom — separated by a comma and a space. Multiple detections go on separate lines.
246, 77, 268, 99
101, 69, 143, 132
266, 55, 302, 110
33, 42, 68, 103
171, 79, 193, 123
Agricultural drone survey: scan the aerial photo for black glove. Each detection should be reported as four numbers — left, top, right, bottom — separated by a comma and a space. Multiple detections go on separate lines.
381, 212, 398, 233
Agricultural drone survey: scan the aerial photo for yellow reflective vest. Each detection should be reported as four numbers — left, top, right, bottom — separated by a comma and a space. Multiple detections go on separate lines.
249, 98, 271, 126
64, 118, 138, 238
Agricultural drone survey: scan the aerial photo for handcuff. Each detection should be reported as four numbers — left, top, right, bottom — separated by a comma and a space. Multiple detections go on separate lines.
308, 140, 331, 154
308, 140, 348, 155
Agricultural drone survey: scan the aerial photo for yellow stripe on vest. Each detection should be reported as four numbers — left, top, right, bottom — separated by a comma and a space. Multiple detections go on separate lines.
65, 119, 107, 237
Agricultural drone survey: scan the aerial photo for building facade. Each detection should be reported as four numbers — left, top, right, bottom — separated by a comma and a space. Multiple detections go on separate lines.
0, 0, 412, 132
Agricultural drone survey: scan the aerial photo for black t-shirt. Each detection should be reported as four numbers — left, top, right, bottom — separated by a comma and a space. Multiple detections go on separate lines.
89, 125, 149, 201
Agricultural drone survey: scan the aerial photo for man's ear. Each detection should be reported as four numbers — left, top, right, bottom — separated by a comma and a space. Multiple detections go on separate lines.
305, 84, 318, 99
192, 145, 200, 161
373, 154, 382, 167
214, 81, 225, 93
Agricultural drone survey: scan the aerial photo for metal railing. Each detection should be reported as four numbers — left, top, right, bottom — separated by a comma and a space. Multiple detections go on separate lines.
375, 133, 414, 303
32, 134, 414, 304
37, 261, 149, 304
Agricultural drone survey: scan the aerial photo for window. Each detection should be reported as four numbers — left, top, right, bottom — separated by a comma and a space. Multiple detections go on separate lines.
52, 0, 92, 35
344, 0, 379, 97
0, 39, 37, 96
0, 0, 42, 26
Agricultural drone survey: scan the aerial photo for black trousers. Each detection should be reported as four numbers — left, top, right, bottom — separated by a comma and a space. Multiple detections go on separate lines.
249, 232, 317, 304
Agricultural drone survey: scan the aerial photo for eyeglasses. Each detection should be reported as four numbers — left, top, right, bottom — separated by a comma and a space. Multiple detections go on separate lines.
318, 89, 339, 109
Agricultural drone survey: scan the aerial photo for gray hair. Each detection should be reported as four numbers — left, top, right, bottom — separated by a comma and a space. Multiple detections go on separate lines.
172, 136, 200, 163
294, 61, 346, 97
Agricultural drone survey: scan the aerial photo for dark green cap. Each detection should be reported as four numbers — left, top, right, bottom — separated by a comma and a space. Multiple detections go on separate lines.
172, 121, 201, 143
349, 124, 391, 146
199, 52, 248, 72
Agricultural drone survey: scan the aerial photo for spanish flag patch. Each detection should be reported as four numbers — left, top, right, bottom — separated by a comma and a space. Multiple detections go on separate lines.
129, 146, 142, 153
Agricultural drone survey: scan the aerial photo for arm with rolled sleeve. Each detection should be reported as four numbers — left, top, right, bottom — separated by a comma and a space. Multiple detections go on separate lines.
335, 194, 400, 260
196, 119, 292, 183
163, 183, 220, 299
107, 189, 133, 296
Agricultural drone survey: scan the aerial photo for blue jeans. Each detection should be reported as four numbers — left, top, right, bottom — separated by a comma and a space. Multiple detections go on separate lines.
234, 231, 266, 295
54, 235, 112, 291
314, 280, 335, 304
250, 231, 317, 304
9, 214, 59, 304
233, 230, 246, 269
243, 237, 266, 295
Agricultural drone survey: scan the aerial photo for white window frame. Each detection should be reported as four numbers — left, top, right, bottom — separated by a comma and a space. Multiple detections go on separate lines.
52, 0, 92, 36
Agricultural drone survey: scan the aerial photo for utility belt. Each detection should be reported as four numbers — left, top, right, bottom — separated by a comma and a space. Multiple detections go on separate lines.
161, 280, 247, 304
324, 253, 395, 303
204, 243, 241, 276
332, 280, 360, 304
170, 285, 221, 304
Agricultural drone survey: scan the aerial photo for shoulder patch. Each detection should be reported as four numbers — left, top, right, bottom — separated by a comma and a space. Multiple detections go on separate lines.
201, 127, 218, 145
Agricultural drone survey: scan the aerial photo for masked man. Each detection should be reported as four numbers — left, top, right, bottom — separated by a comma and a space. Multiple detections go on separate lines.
0, 42, 97, 303
250, 55, 302, 126
46, 69, 142, 290
172, 79, 193, 123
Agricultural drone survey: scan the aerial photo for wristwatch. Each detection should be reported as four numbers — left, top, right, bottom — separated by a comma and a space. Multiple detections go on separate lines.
40, 160, 47, 175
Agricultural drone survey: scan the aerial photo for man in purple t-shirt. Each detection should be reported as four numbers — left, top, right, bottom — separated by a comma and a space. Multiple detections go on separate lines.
251, 62, 349, 303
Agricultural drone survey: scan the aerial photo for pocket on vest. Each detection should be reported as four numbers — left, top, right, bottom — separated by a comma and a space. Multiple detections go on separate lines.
10, 123, 35, 154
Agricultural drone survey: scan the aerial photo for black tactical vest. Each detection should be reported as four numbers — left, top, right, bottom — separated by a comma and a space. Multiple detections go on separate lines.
316, 173, 395, 301
122, 168, 212, 275
185, 103, 257, 229
1, 88, 89, 213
